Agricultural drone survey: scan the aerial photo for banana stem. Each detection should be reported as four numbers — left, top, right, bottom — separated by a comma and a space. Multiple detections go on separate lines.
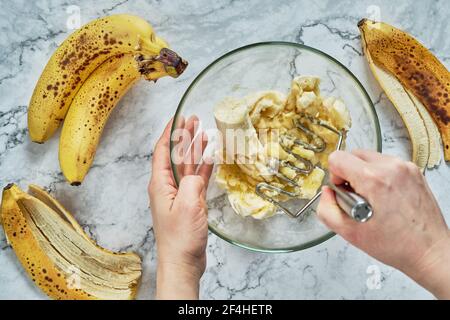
136, 48, 188, 79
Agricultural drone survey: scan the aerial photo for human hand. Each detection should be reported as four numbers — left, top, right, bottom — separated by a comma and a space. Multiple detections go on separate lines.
148, 116, 213, 299
317, 150, 450, 299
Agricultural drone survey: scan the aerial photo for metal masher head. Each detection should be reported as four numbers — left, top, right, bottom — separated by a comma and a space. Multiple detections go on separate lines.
256, 114, 345, 218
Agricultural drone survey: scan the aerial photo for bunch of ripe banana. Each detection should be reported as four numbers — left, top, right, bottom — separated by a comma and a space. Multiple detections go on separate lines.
28, 14, 187, 185
359, 19, 450, 170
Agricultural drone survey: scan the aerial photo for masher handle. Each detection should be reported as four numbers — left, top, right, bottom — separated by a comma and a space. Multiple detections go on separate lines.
328, 183, 373, 222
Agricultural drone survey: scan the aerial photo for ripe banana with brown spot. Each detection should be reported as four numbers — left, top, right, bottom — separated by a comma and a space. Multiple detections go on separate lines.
59, 51, 179, 185
0, 183, 142, 300
28, 14, 186, 143
359, 19, 449, 166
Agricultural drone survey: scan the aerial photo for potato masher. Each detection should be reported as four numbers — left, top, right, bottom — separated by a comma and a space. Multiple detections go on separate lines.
255, 114, 373, 222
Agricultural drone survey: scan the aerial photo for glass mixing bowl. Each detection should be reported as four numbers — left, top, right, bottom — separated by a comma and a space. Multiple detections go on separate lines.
170, 42, 381, 253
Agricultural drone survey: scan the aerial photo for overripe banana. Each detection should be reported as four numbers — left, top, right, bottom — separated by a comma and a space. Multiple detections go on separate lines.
359, 19, 449, 165
0, 183, 142, 300
59, 52, 173, 185
28, 14, 187, 143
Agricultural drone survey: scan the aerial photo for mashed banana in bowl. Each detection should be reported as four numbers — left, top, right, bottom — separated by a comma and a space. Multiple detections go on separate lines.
214, 76, 351, 219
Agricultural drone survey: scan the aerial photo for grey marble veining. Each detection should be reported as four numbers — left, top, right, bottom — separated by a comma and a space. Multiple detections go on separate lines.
0, 0, 449, 299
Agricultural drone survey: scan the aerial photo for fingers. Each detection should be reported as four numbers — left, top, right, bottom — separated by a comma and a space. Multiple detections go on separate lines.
197, 161, 214, 188
183, 122, 205, 176
185, 115, 199, 138
156, 115, 213, 187
152, 118, 174, 173
172, 115, 199, 179
177, 116, 200, 177
183, 128, 213, 190
178, 117, 211, 179
317, 186, 359, 236
329, 172, 345, 186
351, 149, 396, 163
329, 149, 380, 185
172, 116, 188, 180
328, 150, 367, 192
351, 149, 383, 162
149, 118, 177, 204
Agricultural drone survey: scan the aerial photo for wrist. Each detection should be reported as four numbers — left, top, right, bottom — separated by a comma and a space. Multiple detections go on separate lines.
156, 261, 203, 300
158, 260, 204, 281
156, 244, 206, 280
406, 232, 450, 299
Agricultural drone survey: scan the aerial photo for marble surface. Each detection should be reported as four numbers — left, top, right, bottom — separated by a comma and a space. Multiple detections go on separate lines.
0, 0, 449, 300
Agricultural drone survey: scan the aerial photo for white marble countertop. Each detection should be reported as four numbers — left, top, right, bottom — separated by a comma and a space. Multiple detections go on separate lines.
0, 0, 449, 299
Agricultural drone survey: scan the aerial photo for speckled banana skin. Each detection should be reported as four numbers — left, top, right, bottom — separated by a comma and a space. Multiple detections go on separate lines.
359, 18, 448, 165
58, 53, 141, 185
0, 184, 142, 300
28, 14, 182, 143
58, 49, 187, 185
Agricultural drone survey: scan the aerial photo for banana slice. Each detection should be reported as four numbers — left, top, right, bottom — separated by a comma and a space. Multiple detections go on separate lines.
228, 191, 276, 219
286, 76, 321, 111
246, 91, 286, 123
214, 97, 280, 218
0, 184, 141, 300
359, 19, 449, 163
214, 96, 274, 181
299, 167, 326, 199
323, 97, 352, 131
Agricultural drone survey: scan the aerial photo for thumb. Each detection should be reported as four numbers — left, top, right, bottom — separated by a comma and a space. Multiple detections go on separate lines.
317, 186, 359, 238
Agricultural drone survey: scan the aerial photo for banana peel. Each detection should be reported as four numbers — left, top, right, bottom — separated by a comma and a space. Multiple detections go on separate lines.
406, 90, 442, 168
0, 184, 141, 300
362, 47, 432, 170
359, 19, 449, 165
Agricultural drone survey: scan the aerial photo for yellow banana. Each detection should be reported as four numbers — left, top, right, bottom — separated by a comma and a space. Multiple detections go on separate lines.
28, 14, 186, 143
359, 19, 449, 164
0, 184, 142, 300
59, 53, 154, 184
58, 50, 183, 185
